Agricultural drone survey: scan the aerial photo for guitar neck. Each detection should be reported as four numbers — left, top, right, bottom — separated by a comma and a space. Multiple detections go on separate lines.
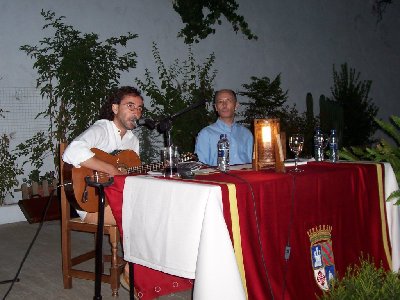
127, 162, 164, 174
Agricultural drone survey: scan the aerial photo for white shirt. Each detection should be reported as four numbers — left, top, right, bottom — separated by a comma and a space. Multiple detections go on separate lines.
62, 119, 140, 219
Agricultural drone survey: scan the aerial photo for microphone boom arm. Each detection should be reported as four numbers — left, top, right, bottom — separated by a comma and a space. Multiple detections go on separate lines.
170, 99, 207, 120
157, 99, 208, 146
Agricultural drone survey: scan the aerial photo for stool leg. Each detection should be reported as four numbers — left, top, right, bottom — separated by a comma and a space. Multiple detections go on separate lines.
94, 184, 106, 300
109, 232, 120, 297
61, 225, 72, 288
129, 263, 135, 299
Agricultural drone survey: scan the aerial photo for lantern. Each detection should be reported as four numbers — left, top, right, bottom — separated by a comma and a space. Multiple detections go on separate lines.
252, 119, 285, 172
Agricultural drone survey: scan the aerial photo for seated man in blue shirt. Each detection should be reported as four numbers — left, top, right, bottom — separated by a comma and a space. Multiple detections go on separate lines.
195, 89, 253, 166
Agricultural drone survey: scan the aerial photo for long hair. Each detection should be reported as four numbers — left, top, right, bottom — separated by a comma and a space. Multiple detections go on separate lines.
99, 86, 143, 120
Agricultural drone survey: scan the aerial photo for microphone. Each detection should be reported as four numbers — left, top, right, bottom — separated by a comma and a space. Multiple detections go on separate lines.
134, 118, 156, 130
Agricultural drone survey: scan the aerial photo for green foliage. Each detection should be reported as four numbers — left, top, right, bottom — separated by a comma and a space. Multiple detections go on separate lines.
238, 75, 316, 157
13, 132, 53, 182
329, 63, 379, 147
239, 75, 288, 123
340, 115, 400, 204
0, 134, 23, 204
172, 0, 257, 44
319, 94, 344, 145
19, 9, 138, 172
22, 170, 56, 186
135, 43, 217, 155
319, 257, 400, 299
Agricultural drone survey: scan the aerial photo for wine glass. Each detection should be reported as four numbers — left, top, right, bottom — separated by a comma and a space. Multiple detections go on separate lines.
289, 134, 305, 172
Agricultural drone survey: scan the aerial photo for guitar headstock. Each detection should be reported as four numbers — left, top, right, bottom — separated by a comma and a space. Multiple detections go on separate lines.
179, 152, 198, 163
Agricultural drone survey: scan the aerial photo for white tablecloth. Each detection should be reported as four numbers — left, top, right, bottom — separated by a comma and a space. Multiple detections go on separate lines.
384, 163, 400, 272
122, 176, 246, 300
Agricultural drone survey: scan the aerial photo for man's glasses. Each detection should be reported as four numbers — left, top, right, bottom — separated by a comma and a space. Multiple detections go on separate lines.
122, 102, 143, 112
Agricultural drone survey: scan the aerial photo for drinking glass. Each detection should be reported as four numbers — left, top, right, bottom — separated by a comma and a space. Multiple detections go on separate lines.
163, 146, 179, 177
315, 133, 329, 161
289, 134, 304, 172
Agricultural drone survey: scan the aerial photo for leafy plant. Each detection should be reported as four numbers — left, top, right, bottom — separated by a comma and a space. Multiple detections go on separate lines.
329, 63, 379, 148
238, 75, 288, 124
238, 75, 316, 157
14, 132, 53, 183
19, 9, 138, 173
319, 94, 344, 146
340, 115, 400, 204
135, 42, 217, 155
22, 170, 56, 186
319, 257, 400, 299
172, 0, 257, 43
0, 134, 23, 205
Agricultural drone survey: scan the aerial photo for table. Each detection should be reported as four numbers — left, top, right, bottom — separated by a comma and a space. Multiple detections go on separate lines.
105, 162, 400, 300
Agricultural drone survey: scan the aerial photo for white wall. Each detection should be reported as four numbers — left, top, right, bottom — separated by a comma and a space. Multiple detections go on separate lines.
1, 0, 399, 117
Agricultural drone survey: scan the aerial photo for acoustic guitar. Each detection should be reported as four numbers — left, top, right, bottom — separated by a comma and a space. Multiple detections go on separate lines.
63, 148, 197, 212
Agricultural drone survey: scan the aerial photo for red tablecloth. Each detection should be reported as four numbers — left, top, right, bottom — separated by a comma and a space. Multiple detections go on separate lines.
105, 162, 391, 300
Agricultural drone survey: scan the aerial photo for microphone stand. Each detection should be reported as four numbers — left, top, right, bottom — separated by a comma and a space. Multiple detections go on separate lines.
84, 176, 114, 300
157, 99, 208, 147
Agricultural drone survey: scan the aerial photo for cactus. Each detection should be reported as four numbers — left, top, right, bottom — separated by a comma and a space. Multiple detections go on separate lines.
304, 93, 316, 157
306, 92, 314, 123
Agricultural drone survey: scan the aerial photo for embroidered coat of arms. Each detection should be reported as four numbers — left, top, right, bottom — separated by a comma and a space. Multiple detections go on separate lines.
307, 225, 335, 290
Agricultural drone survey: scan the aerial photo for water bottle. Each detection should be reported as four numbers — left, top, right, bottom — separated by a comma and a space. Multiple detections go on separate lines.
314, 127, 324, 162
329, 129, 339, 162
217, 134, 230, 172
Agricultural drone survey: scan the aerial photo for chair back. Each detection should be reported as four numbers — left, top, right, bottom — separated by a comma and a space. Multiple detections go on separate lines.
59, 142, 71, 222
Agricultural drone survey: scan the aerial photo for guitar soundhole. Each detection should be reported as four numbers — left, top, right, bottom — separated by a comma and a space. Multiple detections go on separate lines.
118, 164, 128, 174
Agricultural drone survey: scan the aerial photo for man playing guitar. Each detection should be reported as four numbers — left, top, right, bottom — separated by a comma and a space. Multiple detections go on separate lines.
62, 86, 144, 294
63, 86, 144, 225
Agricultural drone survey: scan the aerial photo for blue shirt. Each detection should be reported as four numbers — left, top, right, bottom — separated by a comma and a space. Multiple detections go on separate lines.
195, 118, 254, 166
